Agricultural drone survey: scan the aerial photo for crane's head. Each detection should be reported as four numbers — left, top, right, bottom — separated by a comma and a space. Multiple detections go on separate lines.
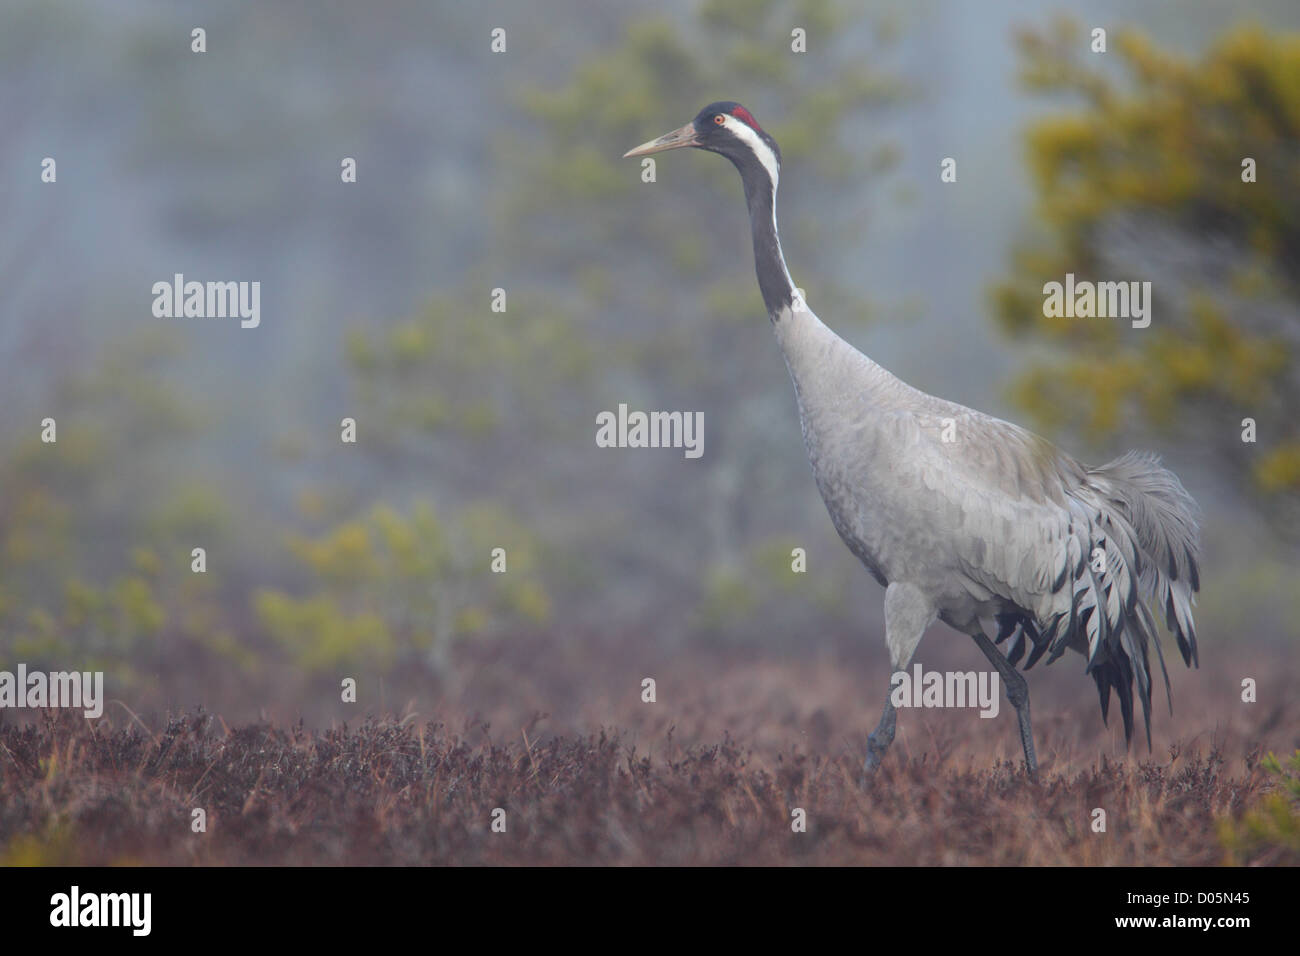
623, 101, 781, 191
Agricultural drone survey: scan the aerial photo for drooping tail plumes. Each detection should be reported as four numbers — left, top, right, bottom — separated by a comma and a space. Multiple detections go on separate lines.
1092, 451, 1201, 664
1017, 451, 1201, 747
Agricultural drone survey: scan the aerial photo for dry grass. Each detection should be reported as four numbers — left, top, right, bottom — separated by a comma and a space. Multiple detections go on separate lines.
1, 640, 1295, 865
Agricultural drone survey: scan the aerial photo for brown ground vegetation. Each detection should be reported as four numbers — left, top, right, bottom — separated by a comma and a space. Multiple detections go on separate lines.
1, 639, 1294, 865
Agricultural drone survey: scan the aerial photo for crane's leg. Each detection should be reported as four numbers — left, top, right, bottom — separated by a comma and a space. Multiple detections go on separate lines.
968, 628, 1038, 778
862, 582, 934, 782
862, 673, 898, 778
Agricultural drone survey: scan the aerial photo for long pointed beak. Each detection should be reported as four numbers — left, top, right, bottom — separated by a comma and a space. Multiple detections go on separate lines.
622, 122, 699, 158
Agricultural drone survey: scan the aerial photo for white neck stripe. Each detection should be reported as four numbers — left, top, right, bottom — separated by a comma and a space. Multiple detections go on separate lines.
720, 114, 780, 189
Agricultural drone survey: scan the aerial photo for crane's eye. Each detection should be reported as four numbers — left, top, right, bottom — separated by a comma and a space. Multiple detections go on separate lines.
713, 114, 725, 125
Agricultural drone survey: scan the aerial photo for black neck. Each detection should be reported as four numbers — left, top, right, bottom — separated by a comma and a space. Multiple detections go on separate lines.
736, 161, 795, 320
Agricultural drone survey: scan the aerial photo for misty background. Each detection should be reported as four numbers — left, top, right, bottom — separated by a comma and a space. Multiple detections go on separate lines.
2, 0, 1297, 727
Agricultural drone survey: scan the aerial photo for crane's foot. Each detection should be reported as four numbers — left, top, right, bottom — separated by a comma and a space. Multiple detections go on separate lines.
860, 737, 888, 785
859, 703, 897, 787
1019, 716, 1039, 781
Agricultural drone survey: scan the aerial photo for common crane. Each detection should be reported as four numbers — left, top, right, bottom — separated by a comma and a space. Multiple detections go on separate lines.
624, 102, 1201, 778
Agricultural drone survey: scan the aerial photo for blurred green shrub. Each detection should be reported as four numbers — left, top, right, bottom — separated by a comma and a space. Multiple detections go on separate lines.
1219, 750, 1300, 864
993, 21, 1300, 531
255, 501, 549, 675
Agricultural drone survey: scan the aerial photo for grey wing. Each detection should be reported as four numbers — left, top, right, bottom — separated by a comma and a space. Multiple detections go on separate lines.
906, 407, 1200, 746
